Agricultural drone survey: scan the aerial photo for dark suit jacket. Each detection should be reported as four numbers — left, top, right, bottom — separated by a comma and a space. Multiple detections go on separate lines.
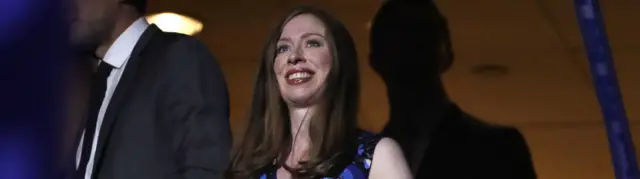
72, 25, 232, 179
384, 105, 536, 179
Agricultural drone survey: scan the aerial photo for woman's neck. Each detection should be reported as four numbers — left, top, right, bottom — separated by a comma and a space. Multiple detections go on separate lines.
278, 107, 313, 169
289, 107, 312, 141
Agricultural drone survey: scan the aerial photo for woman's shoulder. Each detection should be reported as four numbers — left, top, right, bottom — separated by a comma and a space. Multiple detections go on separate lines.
354, 130, 383, 159
352, 130, 411, 178
355, 130, 402, 159
359, 133, 412, 179
368, 137, 413, 179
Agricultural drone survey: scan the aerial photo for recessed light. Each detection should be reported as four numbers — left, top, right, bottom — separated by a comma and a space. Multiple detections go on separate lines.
146, 12, 203, 36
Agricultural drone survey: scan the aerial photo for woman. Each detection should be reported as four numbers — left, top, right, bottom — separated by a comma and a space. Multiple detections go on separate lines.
227, 6, 412, 179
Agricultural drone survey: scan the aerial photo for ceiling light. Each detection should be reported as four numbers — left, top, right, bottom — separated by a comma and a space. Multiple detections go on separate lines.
146, 12, 203, 36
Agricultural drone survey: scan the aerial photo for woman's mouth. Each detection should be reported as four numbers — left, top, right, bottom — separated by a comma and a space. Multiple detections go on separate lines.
285, 68, 315, 85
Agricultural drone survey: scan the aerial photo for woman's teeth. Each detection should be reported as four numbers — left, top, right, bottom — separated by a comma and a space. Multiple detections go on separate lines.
287, 72, 312, 80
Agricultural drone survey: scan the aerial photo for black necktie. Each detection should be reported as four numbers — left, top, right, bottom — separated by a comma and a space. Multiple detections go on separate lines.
77, 61, 113, 178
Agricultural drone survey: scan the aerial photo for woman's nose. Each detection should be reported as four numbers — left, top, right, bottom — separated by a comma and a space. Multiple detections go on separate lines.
287, 47, 305, 64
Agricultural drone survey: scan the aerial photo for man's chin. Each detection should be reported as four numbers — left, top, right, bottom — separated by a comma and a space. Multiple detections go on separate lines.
70, 35, 96, 53
71, 43, 92, 54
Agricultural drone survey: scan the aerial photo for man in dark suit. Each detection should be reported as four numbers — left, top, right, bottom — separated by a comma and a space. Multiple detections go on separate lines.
369, 0, 537, 178
68, 0, 231, 178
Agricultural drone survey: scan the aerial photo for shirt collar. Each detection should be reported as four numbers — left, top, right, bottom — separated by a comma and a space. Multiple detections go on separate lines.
102, 17, 150, 69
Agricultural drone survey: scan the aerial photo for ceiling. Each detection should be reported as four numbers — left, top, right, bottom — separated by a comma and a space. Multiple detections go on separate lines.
147, 0, 640, 178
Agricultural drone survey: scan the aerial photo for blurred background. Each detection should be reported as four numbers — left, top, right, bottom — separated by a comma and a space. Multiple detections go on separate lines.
62, 0, 640, 178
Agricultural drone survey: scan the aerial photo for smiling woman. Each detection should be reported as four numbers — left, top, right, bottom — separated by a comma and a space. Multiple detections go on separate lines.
145, 12, 203, 35
227, 5, 411, 179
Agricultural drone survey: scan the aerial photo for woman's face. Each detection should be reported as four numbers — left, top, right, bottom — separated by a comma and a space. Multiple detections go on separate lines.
274, 14, 332, 107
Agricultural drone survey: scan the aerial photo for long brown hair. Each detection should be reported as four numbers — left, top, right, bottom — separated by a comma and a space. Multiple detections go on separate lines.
228, 6, 360, 179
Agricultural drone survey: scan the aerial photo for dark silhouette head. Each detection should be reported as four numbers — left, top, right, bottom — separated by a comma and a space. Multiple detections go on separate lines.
369, 0, 453, 89
69, 0, 147, 53
228, 6, 360, 178
371, 1, 455, 137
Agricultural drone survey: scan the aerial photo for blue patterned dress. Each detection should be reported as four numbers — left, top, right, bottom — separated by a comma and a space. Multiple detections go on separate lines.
258, 131, 382, 179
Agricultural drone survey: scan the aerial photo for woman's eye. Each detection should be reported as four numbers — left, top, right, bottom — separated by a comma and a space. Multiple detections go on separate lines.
306, 40, 322, 47
276, 45, 289, 53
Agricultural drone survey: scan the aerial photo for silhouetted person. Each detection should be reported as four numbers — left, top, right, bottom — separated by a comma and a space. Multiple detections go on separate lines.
370, 1, 537, 178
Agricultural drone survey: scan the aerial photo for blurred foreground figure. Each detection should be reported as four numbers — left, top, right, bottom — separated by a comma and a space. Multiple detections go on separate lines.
370, 1, 537, 178
0, 0, 67, 178
67, 0, 231, 178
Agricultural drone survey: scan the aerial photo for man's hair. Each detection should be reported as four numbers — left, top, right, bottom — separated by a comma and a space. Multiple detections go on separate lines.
122, 0, 147, 14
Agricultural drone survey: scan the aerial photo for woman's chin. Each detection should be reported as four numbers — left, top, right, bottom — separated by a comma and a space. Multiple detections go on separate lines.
284, 94, 319, 108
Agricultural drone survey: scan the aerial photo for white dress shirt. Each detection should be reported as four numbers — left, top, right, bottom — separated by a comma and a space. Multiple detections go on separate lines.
75, 17, 150, 179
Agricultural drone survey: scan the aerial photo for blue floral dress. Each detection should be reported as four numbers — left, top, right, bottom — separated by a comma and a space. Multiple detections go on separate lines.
258, 131, 382, 179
